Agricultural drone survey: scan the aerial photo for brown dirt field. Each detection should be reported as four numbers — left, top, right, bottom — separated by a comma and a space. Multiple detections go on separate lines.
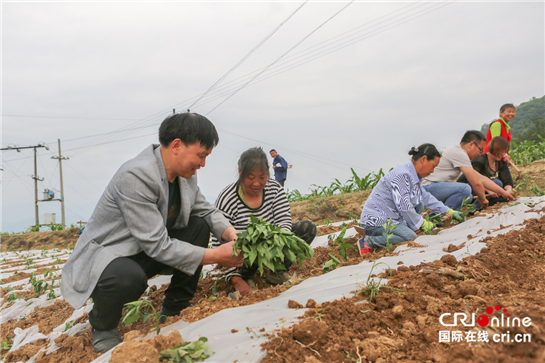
260, 215, 545, 363
1, 160, 544, 362
1, 229, 80, 252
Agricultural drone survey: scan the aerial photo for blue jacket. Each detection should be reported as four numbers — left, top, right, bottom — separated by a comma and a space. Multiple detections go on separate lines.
272, 155, 288, 181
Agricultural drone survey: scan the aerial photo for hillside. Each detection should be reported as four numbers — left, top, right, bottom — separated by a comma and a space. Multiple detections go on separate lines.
480, 95, 545, 142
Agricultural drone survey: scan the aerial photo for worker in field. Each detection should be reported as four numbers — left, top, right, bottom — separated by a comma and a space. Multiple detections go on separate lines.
269, 149, 288, 187
457, 136, 515, 206
60, 113, 244, 353
483, 103, 515, 156
212, 147, 316, 296
422, 130, 515, 211
358, 144, 462, 254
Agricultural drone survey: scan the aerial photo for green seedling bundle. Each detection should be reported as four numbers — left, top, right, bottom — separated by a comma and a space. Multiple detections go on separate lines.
232, 215, 314, 276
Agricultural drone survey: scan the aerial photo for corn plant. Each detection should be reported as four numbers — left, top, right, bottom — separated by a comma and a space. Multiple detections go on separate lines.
47, 287, 57, 300
29, 273, 49, 294
48, 223, 64, 231
122, 300, 162, 335
160, 337, 213, 363
233, 216, 314, 276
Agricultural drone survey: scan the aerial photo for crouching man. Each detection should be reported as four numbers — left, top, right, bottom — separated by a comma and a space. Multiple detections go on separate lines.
61, 113, 243, 353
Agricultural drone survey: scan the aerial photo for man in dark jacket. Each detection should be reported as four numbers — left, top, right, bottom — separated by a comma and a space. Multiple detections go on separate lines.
270, 149, 288, 187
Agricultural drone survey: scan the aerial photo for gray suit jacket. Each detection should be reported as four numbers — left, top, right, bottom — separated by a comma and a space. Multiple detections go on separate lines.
61, 145, 230, 309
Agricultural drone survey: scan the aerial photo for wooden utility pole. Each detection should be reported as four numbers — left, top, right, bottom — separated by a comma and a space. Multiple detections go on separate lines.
1, 144, 48, 227
51, 139, 69, 228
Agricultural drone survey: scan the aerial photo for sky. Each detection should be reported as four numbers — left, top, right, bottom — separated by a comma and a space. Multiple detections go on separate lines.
1, 1, 544, 233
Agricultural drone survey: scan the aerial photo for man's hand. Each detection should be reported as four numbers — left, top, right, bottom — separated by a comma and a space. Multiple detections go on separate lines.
501, 189, 515, 201
478, 197, 489, 208
221, 226, 238, 243
487, 191, 499, 198
202, 241, 244, 267
421, 220, 435, 234
231, 276, 253, 297
446, 209, 463, 222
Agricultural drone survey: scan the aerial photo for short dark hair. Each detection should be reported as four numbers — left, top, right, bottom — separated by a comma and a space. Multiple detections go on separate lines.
488, 136, 510, 155
408, 143, 441, 161
269, 149, 276, 153
238, 147, 269, 184
158, 113, 219, 149
500, 104, 515, 113
460, 130, 486, 145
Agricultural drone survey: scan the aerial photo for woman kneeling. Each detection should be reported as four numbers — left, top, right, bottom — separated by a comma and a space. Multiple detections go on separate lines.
211, 147, 316, 296
358, 144, 462, 254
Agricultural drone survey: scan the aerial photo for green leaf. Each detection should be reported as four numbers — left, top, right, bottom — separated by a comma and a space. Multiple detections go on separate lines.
249, 249, 258, 265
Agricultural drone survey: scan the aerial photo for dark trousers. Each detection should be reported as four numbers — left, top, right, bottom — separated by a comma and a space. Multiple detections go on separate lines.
278, 179, 285, 187
238, 220, 316, 280
89, 216, 210, 331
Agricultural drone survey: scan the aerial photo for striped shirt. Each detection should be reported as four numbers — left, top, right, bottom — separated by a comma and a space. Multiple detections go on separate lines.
360, 162, 449, 230
210, 179, 292, 248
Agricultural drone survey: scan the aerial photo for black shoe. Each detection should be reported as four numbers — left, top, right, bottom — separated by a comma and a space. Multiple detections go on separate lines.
158, 303, 193, 323
92, 328, 122, 353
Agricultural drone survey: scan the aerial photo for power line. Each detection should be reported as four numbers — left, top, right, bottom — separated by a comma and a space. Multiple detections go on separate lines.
2, 114, 139, 121
187, 1, 308, 110
205, 0, 355, 115
3, 1, 450, 155
2, 2, 453, 173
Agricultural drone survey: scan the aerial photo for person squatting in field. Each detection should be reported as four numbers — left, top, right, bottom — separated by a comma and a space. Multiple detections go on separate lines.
357, 144, 463, 254
60, 113, 244, 353
457, 136, 515, 206
422, 130, 515, 211
211, 147, 316, 296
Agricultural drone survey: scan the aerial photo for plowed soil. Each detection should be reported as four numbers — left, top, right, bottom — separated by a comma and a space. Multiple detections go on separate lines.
1, 161, 544, 362
260, 215, 545, 363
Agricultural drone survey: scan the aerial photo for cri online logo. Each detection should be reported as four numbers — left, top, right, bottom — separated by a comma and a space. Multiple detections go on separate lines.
440, 304, 532, 328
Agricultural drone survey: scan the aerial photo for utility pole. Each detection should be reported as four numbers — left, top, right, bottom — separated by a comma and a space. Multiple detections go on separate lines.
51, 139, 69, 228
1, 144, 48, 227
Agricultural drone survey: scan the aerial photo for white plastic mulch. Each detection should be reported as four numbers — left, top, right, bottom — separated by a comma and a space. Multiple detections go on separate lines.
1, 197, 543, 363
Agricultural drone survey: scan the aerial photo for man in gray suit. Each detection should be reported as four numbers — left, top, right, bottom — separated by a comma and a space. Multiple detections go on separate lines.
61, 113, 243, 353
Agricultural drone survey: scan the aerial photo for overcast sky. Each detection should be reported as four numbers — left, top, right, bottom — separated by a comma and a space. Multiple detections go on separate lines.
2, 1, 544, 233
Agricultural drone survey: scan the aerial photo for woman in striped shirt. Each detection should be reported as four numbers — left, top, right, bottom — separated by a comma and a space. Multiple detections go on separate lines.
212, 147, 316, 297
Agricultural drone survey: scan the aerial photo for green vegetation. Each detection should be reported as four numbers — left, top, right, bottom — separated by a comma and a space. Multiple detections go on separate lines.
382, 218, 397, 253
160, 337, 213, 363
1, 337, 12, 351
233, 216, 314, 276
511, 136, 545, 166
323, 225, 355, 273
123, 300, 163, 335
287, 168, 386, 202
47, 223, 64, 231
353, 261, 402, 302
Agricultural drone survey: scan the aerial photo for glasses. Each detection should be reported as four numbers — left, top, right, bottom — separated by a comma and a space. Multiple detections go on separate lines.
473, 142, 484, 155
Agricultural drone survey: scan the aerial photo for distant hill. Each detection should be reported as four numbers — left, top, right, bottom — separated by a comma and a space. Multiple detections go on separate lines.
480, 95, 545, 142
